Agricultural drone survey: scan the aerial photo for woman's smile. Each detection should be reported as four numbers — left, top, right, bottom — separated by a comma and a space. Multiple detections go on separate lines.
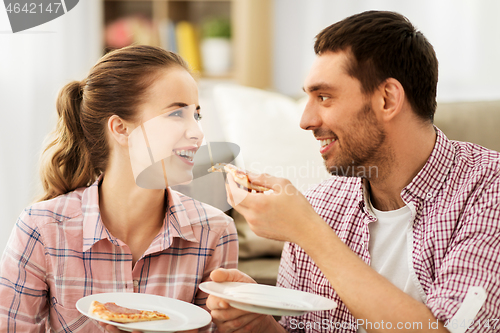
173, 146, 199, 165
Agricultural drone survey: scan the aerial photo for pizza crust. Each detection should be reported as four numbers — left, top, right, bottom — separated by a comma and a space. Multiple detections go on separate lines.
209, 163, 271, 192
89, 300, 169, 323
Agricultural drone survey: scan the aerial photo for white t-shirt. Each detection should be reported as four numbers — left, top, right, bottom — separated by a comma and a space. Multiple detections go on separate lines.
357, 200, 425, 333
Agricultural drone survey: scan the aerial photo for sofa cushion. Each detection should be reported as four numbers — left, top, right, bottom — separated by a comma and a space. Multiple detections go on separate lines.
434, 100, 500, 152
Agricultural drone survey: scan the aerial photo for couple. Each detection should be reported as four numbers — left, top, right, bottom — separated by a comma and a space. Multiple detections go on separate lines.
1, 10, 499, 333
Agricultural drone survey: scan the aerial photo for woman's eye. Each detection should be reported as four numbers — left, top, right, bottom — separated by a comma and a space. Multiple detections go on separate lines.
169, 110, 183, 117
194, 113, 202, 121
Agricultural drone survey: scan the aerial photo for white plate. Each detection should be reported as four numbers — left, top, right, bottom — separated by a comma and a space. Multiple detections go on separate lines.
199, 282, 337, 316
76, 293, 212, 333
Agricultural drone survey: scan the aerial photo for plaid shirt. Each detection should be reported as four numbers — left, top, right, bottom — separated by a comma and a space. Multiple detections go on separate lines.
0, 178, 238, 332
278, 128, 500, 332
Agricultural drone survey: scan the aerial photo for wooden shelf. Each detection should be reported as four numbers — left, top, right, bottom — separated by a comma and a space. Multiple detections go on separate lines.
102, 0, 271, 89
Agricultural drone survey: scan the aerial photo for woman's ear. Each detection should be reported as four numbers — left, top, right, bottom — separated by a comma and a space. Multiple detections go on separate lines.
378, 78, 405, 121
107, 115, 130, 147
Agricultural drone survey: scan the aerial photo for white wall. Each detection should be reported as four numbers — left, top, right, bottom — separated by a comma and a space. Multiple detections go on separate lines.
273, 0, 500, 102
0, 1, 102, 252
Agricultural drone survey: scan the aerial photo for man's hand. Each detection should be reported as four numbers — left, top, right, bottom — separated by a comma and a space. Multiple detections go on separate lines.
206, 268, 282, 333
225, 172, 322, 245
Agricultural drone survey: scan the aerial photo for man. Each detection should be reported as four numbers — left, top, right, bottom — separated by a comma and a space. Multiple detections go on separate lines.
207, 10, 500, 333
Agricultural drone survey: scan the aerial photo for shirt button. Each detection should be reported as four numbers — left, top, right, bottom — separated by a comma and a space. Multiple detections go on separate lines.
426, 192, 433, 198
133, 280, 139, 287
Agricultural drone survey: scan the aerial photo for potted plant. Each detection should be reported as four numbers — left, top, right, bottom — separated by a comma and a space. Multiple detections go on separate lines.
200, 17, 232, 76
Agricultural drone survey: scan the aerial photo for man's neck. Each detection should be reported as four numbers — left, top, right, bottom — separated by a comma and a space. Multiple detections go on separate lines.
368, 124, 437, 211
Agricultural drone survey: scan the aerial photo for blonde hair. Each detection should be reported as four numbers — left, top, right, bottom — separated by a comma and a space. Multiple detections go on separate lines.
38, 45, 189, 201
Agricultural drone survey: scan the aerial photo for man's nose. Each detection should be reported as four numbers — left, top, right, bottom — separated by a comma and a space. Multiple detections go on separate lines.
300, 99, 322, 131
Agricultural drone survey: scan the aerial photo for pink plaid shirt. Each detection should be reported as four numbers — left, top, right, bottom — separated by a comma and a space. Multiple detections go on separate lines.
278, 128, 500, 332
0, 178, 238, 332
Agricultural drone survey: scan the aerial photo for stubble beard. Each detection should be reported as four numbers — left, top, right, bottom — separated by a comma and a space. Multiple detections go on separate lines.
323, 103, 386, 180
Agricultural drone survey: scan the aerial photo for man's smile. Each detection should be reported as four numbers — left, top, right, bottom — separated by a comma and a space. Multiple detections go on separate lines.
318, 138, 336, 154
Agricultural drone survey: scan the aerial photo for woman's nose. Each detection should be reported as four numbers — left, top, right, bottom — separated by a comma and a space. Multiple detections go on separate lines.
187, 117, 204, 142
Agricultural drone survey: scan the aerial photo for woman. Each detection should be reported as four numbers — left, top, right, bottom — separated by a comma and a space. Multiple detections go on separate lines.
0, 45, 238, 332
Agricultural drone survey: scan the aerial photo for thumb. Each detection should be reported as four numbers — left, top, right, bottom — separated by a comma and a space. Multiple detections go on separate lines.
248, 173, 290, 192
210, 268, 256, 284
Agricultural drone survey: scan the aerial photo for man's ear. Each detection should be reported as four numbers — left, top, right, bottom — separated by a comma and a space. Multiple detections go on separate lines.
376, 78, 405, 121
107, 115, 130, 147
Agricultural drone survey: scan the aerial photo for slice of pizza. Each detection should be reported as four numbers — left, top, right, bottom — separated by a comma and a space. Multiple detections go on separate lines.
88, 300, 169, 323
208, 163, 271, 193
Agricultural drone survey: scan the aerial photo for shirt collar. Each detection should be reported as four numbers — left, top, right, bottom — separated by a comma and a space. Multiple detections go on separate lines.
82, 176, 199, 253
401, 126, 455, 201
81, 175, 113, 251
355, 127, 455, 215
147, 187, 200, 255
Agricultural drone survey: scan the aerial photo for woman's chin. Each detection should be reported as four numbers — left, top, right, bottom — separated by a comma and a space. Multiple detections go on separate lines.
168, 171, 194, 187
170, 178, 193, 187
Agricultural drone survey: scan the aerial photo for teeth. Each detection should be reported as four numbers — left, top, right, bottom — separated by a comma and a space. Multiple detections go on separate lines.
320, 138, 334, 147
174, 149, 196, 160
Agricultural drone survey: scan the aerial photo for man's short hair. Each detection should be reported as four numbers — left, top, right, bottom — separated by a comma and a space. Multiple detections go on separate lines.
315, 11, 438, 122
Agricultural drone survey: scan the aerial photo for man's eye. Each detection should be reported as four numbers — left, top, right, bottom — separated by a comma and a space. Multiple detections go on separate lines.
194, 113, 202, 121
319, 95, 329, 102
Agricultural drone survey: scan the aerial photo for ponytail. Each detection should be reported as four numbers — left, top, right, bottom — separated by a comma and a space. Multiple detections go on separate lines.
38, 81, 98, 201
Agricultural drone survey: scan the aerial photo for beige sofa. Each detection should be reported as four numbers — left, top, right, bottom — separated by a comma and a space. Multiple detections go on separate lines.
195, 83, 500, 286
434, 100, 500, 152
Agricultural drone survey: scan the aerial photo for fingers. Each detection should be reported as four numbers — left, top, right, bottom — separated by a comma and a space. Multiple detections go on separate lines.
206, 294, 231, 312
225, 181, 235, 207
211, 310, 264, 333
207, 294, 261, 333
209, 268, 255, 284
99, 322, 142, 333
206, 268, 261, 332
246, 173, 297, 196
225, 173, 250, 208
207, 269, 256, 312
246, 172, 272, 184
247, 173, 281, 190
100, 322, 119, 333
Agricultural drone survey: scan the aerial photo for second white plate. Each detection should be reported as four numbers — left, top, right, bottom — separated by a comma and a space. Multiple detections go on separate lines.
199, 282, 337, 316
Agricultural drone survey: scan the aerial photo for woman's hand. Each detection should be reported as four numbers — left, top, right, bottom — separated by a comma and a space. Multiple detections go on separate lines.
99, 322, 143, 333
